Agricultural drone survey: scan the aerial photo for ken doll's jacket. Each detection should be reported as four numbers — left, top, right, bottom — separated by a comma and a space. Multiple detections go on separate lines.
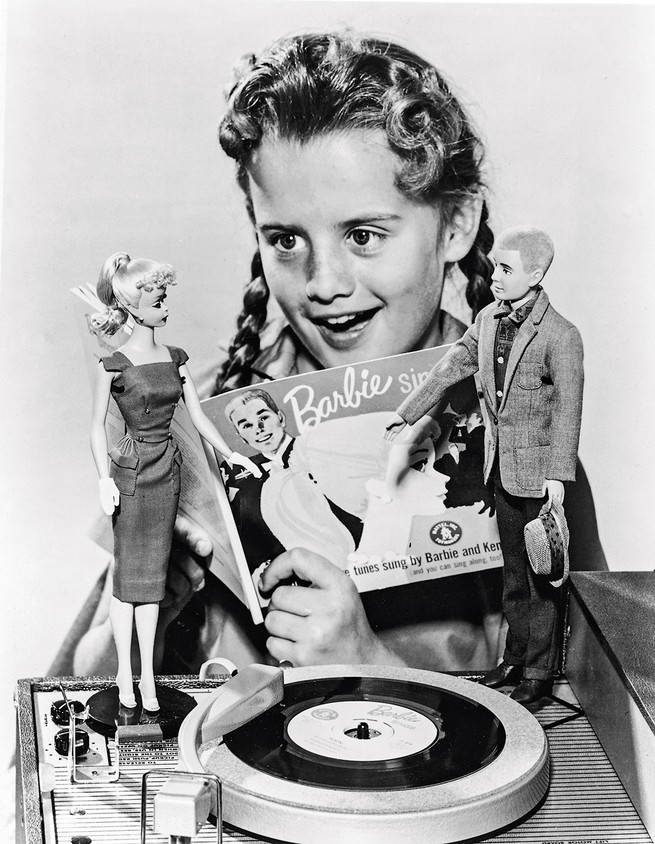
397, 290, 584, 498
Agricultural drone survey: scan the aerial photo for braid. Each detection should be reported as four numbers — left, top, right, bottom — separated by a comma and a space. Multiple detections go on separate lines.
215, 251, 270, 394
460, 201, 494, 317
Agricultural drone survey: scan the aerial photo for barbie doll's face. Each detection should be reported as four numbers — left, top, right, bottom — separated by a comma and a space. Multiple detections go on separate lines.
490, 248, 541, 303
132, 286, 169, 328
229, 397, 287, 455
246, 129, 459, 369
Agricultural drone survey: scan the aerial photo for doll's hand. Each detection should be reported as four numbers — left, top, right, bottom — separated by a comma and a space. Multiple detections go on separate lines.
544, 479, 565, 506
259, 549, 404, 667
384, 413, 407, 442
98, 478, 120, 515
229, 452, 263, 478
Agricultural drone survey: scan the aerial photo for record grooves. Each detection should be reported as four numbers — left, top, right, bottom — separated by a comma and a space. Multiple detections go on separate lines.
225, 676, 505, 790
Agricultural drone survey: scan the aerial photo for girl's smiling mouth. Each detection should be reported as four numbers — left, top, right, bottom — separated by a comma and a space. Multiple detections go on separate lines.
311, 306, 381, 334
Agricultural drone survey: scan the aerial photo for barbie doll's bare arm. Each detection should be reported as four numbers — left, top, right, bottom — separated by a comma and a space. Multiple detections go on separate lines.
90, 361, 120, 515
179, 364, 262, 477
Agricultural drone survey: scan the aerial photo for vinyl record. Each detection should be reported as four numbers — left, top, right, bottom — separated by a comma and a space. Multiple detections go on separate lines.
178, 665, 549, 844
225, 676, 505, 790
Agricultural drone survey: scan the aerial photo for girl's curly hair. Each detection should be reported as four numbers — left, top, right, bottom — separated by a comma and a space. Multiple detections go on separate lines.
216, 32, 493, 391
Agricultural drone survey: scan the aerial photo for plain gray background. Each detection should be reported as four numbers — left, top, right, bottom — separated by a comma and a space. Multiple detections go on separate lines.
2, 0, 654, 780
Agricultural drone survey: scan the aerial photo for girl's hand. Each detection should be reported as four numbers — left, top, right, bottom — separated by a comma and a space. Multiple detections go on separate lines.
229, 451, 263, 478
384, 413, 407, 442
259, 549, 405, 667
98, 478, 120, 515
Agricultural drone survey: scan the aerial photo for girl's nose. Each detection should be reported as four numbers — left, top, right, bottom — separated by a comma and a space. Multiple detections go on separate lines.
304, 248, 356, 302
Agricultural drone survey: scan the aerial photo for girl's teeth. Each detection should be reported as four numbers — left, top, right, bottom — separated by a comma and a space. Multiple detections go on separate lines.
323, 310, 373, 330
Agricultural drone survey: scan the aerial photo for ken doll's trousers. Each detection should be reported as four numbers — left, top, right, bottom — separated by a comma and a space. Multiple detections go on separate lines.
493, 478, 566, 681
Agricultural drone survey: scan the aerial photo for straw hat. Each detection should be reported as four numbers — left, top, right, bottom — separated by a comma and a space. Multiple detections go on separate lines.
524, 498, 570, 588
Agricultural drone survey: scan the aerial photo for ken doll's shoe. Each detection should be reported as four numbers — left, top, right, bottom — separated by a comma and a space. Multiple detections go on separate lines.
479, 662, 523, 688
510, 678, 553, 705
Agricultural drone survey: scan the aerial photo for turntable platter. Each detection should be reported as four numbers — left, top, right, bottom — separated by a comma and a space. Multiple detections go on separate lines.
177, 665, 549, 843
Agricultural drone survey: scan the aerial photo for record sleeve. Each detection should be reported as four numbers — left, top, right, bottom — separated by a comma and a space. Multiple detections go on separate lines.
201, 346, 504, 602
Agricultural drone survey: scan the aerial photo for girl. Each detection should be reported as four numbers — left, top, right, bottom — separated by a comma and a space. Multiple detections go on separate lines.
90, 253, 259, 710
201, 30, 502, 671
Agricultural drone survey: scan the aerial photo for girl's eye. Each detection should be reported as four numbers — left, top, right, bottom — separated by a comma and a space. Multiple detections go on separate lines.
271, 232, 306, 254
352, 230, 371, 246
347, 228, 384, 251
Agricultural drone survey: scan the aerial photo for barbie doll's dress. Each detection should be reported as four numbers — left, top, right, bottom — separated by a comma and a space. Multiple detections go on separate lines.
101, 346, 187, 603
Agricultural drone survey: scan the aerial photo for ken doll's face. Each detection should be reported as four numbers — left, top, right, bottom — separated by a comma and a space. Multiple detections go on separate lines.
230, 398, 286, 454
490, 248, 541, 302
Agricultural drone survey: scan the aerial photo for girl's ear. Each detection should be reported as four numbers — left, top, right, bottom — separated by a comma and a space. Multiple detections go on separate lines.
442, 196, 483, 263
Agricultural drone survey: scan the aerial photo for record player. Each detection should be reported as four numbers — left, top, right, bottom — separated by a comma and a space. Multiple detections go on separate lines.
15, 573, 655, 844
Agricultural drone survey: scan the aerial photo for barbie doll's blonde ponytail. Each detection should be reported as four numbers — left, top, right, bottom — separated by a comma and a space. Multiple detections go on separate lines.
90, 252, 133, 336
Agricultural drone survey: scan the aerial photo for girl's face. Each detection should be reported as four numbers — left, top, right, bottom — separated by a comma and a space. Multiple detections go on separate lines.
246, 130, 456, 369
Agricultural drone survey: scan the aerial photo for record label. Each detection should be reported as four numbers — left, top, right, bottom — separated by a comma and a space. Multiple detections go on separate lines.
286, 700, 442, 762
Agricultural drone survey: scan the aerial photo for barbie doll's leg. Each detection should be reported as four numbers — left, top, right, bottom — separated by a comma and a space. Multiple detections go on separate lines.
109, 596, 137, 708
135, 602, 160, 710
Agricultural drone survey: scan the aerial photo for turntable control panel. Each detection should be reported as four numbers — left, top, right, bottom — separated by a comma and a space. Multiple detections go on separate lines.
16, 675, 653, 844
16, 678, 230, 844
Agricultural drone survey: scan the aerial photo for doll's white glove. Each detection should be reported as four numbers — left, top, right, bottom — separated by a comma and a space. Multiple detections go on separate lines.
99, 477, 120, 515
543, 479, 565, 506
229, 452, 263, 478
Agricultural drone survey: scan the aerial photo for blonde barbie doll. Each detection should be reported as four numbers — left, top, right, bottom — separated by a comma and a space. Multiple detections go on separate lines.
90, 252, 260, 710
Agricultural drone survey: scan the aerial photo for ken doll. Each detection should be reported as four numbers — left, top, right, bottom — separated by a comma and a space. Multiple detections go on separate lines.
385, 226, 584, 705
